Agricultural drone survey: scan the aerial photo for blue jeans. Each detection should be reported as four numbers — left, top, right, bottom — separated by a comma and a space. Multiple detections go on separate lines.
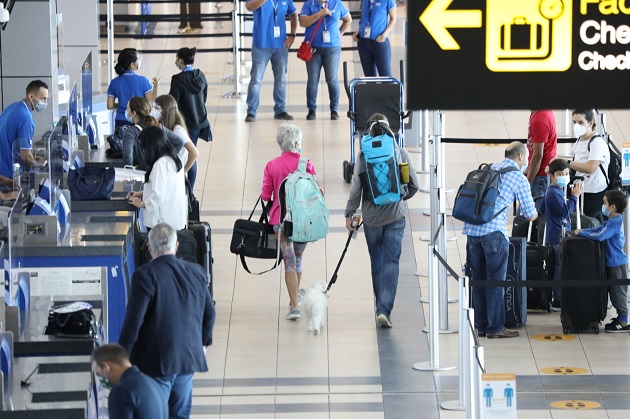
153, 372, 194, 419
246, 46, 288, 116
357, 38, 392, 77
364, 217, 405, 317
306, 47, 341, 112
531, 175, 548, 198
467, 231, 509, 335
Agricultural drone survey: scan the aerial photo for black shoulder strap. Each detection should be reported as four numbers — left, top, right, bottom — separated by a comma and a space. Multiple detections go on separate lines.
491, 164, 519, 220
239, 254, 280, 275
587, 135, 610, 185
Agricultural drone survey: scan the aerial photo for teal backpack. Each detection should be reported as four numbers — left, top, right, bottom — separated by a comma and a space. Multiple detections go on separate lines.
279, 158, 329, 243
359, 121, 401, 205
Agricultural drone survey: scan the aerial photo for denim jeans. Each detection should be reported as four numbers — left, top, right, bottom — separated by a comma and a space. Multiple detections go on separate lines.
531, 175, 548, 206
153, 372, 194, 419
305, 46, 341, 112
246, 46, 288, 116
357, 38, 392, 77
467, 231, 509, 335
364, 217, 405, 317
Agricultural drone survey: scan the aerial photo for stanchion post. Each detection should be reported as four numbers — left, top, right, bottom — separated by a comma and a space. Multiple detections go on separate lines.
422, 110, 430, 172
107, 0, 115, 131
441, 275, 469, 411
224, 8, 243, 98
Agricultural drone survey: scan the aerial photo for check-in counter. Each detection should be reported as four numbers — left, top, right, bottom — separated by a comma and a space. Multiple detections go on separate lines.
1, 352, 94, 418
9, 218, 134, 343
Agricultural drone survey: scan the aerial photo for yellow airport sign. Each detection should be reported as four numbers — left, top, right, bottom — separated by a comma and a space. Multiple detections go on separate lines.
419, 0, 482, 50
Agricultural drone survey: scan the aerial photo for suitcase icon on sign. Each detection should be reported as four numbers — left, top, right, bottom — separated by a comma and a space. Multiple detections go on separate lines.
498, 17, 551, 60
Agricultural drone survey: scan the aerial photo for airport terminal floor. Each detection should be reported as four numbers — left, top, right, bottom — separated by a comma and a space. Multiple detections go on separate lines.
102, 3, 630, 418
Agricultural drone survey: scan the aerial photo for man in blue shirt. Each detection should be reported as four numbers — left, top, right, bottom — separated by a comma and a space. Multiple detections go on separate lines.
352, 0, 397, 77
0, 80, 48, 178
245, 0, 298, 123
464, 142, 537, 339
92, 344, 168, 419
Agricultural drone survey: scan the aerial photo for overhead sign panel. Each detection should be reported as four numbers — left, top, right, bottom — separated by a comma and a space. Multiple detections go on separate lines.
408, 0, 630, 110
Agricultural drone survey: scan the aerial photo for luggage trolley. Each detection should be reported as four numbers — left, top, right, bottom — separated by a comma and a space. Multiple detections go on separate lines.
341, 61, 407, 183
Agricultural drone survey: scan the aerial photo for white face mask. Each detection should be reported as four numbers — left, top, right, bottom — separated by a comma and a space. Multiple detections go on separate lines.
573, 122, 588, 138
31, 95, 47, 112
520, 155, 528, 173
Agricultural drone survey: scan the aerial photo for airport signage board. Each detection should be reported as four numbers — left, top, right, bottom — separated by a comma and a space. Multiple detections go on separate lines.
407, 0, 630, 109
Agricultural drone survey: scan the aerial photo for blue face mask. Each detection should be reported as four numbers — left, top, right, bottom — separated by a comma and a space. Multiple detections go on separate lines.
556, 175, 569, 187
125, 111, 134, 123
602, 205, 611, 217
297, 147, 302, 154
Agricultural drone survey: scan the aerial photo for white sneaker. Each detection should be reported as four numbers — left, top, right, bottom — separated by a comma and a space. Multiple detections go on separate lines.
286, 308, 301, 320
377, 313, 392, 328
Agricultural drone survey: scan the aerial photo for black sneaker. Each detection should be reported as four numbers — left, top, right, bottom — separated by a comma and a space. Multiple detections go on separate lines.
605, 318, 630, 333
331, 111, 339, 120
551, 299, 561, 312
486, 328, 519, 339
245, 114, 256, 123
306, 110, 316, 120
274, 112, 294, 120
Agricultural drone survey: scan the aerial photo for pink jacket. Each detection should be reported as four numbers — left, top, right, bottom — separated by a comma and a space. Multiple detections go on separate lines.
261, 151, 316, 225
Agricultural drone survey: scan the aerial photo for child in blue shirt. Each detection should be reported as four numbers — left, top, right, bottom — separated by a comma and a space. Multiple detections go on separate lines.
544, 159, 582, 309
575, 190, 629, 332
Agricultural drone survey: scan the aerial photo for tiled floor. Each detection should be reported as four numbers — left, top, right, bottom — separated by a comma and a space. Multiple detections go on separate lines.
101, 2, 630, 418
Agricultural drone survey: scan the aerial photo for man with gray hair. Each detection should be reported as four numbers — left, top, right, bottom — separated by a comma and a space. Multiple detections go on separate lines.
119, 223, 215, 418
463, 141, 537, 339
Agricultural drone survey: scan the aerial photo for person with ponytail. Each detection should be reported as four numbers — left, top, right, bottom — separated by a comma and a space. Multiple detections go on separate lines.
107, 48, 160, 129
122, 97, 196, 173
155, 94, 199, 175
169, 47, 210, 188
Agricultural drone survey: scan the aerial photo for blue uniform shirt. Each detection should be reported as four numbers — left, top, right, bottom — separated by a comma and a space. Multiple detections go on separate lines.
578, 214, 628, 268
463, 159, 537, 240
0, 100, 34, 178
107, 71, 153, 122
358, 0, 395, 40
249, 0, 297, 49
543, 185, 577, 245
301, 0, 350, 48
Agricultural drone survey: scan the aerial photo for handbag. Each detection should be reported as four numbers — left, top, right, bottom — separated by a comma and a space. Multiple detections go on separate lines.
230, 196, 281, 274
46, 302, 98, 339
68, 166, 115, 201
297, 16, 325, 62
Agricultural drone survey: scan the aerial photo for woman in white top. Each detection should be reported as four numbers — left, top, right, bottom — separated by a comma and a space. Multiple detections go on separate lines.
155, 94, 197, 175
128, 126, 188, 230
568, 109, 610, 222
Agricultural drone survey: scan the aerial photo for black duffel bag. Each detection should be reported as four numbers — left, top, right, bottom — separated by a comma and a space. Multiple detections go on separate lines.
230, 196, 281, 274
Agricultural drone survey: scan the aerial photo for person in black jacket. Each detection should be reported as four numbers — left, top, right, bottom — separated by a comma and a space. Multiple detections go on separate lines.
169, 47, 211, 189
118, 222, 215, 419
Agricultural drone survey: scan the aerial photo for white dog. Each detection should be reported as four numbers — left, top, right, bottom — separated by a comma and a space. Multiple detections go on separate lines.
300, 282, 328, 335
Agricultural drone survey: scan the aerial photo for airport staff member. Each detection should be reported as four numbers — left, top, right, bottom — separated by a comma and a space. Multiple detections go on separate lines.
118, 223, 215, 419
0, 80, 48, 178
92, 344, 168, 419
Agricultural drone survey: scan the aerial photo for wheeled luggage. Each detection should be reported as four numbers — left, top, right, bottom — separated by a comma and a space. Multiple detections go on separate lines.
133, 222, 213, 295
559, 199, 607, 334
341, 61, 406, 183
505, 237, 527, 326
525, 222, 554, 312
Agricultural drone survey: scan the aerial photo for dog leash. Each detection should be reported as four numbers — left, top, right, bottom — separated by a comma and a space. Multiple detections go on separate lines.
325, 222, 363, 295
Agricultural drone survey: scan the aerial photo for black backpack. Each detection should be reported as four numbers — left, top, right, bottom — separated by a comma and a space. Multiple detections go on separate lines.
105, 125, 128, 159
452, 164, 518, 225
587, 135, 622, 191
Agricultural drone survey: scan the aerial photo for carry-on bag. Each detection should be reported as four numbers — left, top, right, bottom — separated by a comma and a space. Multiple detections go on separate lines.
525, 221, 554, 312
505, 237, 527, 326
134, 229, 198, 269
559, 198, 607, 334
188, 221, 214, 296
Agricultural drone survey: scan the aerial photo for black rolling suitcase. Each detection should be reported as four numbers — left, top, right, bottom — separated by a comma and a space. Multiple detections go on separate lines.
134, 229, 198, 268
560, 201, 607, 334
188, 221, 214, 296
526, 226, 554, 312
505, 237, 527, 326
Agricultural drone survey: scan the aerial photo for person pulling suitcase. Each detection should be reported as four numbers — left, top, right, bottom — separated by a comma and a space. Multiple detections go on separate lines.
575, 190, 629, 332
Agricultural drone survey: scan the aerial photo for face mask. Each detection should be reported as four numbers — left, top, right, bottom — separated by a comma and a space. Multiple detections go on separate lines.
297, 147, 302, 154
520, 157, 528, 173
151, 107, 162, 120
573, 123, 588, 138
99, 376, 112, 390
125, 111, 134, 123
602, 205, 611, 217
556, 175, 570, 187
31, 95, 47, 112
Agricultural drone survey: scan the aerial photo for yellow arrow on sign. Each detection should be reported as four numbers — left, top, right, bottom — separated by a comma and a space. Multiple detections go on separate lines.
420, 0, 482, 50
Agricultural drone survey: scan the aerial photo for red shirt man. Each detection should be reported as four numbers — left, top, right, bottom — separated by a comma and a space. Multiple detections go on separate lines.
527, 110, 557, 196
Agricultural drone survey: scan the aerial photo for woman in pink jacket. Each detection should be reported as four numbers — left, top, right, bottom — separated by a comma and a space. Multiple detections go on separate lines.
261, 124, 316, 321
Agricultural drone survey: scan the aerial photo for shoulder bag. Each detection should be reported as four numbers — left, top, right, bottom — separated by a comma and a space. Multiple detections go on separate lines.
297, 16, 325, 62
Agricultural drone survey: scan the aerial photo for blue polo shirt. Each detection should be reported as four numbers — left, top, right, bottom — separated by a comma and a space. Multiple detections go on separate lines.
249, 0, 297, 48
358, 0, 395, 40
0, 100, 34, 178
107, 71, 153, 122
300, 0, 350, 48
